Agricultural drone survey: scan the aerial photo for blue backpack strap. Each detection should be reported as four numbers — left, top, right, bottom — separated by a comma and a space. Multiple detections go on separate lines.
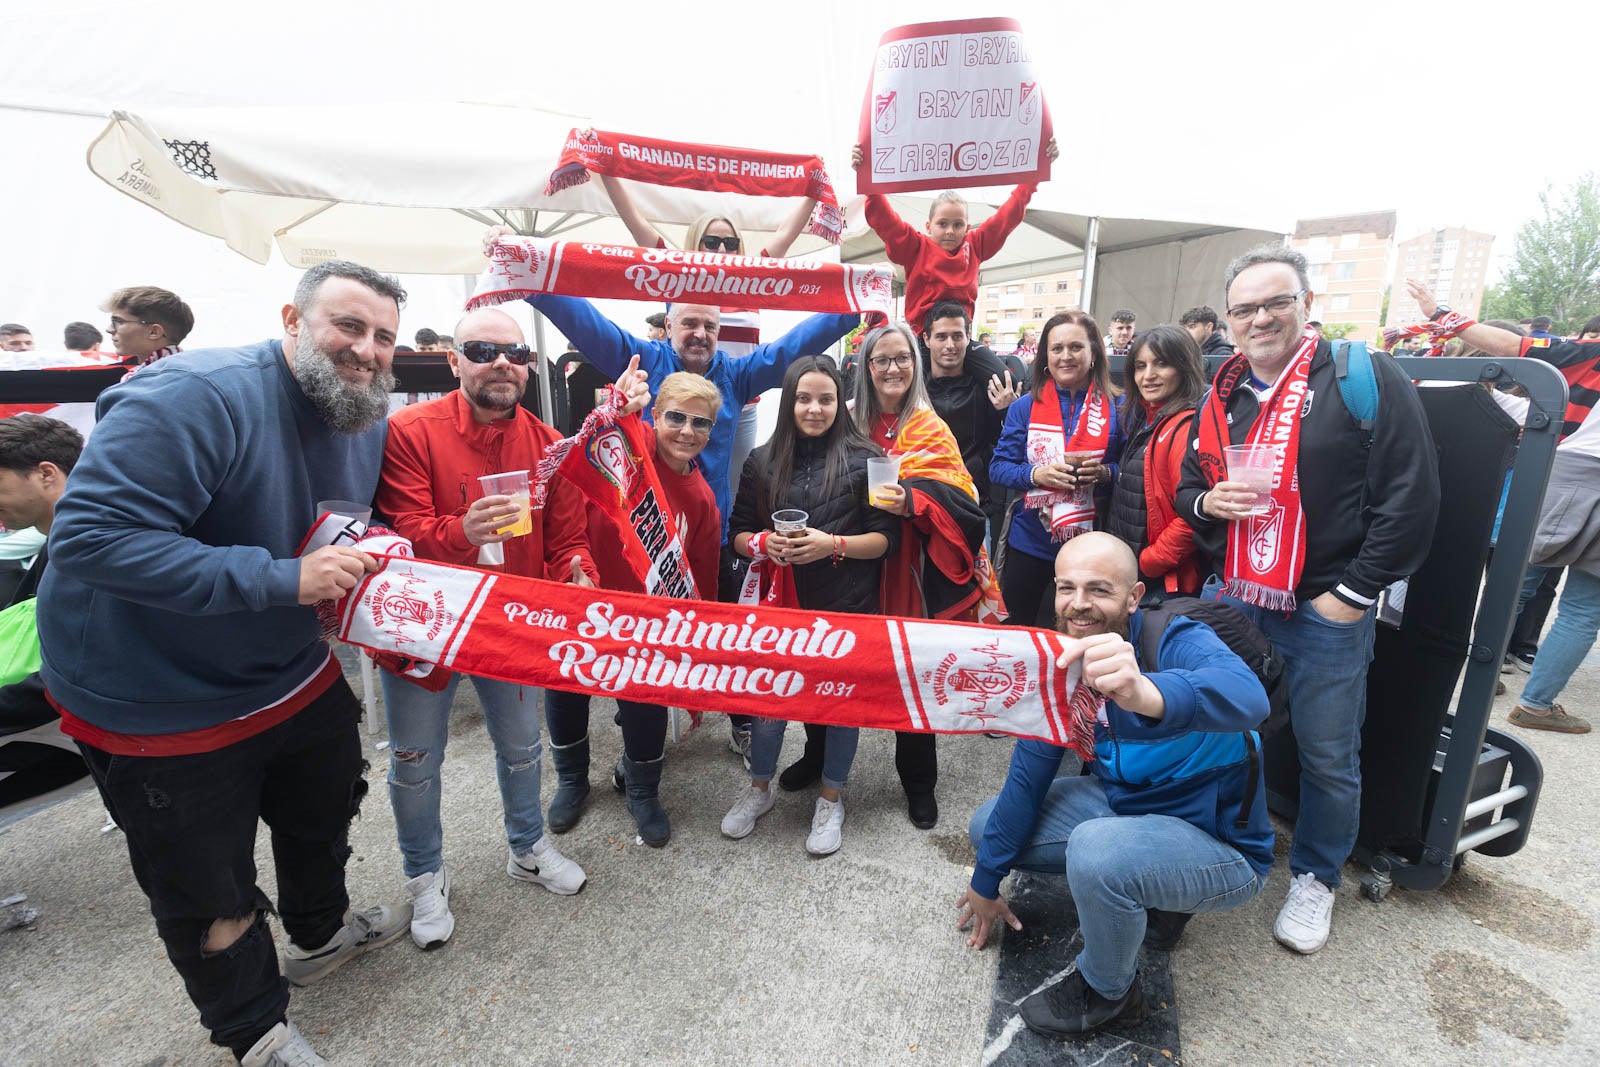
1332, 339, 1378, 439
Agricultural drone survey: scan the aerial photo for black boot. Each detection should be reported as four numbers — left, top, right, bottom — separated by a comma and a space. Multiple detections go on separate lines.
779, 723, 826, 791
621, 753, 670, 848
1143, 908, 1193, 952
546, 735, 591, 834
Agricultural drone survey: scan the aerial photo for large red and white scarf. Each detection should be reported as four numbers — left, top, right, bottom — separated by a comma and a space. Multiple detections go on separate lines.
1196, 329, 1317, 612
332, 544, 1107, 757
1022, 380, 1112, 542
546, 128, 844, 244
471, 237, 893, 326
532, 389, 698, 601
1380, 310, 1477, 357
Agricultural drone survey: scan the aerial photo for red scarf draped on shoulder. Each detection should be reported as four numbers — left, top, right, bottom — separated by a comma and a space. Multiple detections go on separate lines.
1023, 380, 1112, 542
1194, 328, 1318, 611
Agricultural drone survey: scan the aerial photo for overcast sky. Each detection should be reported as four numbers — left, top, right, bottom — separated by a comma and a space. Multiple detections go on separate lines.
1, 0, 1590, 344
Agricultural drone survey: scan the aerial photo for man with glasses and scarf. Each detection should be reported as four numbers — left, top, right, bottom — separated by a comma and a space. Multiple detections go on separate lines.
1175, 245, 1438, 956
102, 285, 194, 377
374, 306, 627, 952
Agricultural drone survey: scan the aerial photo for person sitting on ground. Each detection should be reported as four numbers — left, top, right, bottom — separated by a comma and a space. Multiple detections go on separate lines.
1106, 326, 1207, 597
723, 356, 897, 856
544, 371, 723, 846
959, 532, 1273, 1039
850, 140, 1059, 339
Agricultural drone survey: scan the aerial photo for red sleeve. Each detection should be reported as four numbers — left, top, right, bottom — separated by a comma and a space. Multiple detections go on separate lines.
864, 193, 928, 270
688, 490, 721, 600
540, 475, 597, 584
1140, 414, 1198, 578
1520, 336, 1600, 367
376, 419, 475, 564
967, 183, 1037, 262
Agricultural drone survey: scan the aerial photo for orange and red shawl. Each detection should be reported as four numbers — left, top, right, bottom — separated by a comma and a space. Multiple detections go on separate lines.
881, 406, 1007, 623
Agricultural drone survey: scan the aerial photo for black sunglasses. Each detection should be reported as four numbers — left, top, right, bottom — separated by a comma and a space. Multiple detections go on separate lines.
699, 234, 741, 253
658, 409, 715, 435
456, 340, 534, 366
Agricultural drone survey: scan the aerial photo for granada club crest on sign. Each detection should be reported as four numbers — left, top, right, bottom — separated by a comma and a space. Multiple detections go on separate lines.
1019, 82, 1039, 125
874, 91, 898, 134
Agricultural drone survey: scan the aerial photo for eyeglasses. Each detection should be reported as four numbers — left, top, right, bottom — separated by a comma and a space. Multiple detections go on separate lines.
699, 234, 741, 253
108, 315, 151, 331
1225, 289, 1307, 324
456, 340, 534, 365
658, 409, 715, 435
869, 354, 914, 371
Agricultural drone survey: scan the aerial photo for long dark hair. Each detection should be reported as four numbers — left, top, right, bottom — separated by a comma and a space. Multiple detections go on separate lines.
1031, 311, 1118, 402
1119, 325, 1206, 437
761, 355, 881, 514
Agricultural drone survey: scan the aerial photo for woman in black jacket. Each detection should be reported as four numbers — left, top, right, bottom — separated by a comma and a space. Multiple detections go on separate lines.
722, 356, 898, 856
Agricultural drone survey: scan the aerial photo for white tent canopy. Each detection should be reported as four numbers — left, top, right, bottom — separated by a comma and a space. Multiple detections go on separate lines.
86, 104, 843, 276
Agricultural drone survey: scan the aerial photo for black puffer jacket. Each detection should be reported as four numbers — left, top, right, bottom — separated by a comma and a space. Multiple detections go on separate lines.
1106, 418, 1154, 553
731, 437, 900, 615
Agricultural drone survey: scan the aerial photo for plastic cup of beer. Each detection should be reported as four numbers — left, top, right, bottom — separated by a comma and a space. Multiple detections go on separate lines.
772, 509, 809, 535
317, 499, 372, 526
1224, 445, 1277, 515
478, 470, 533, 536
867, 456, 902, 507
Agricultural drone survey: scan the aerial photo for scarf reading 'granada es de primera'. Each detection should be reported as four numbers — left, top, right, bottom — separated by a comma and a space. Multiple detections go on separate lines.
545, 127, 844, 244
471, 237, 894, 325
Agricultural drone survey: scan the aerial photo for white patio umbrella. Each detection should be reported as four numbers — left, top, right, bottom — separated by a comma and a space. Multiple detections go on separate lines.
86, 102, 845, 409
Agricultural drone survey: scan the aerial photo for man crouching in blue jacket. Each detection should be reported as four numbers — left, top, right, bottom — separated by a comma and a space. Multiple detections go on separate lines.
960, 532, 1274, 1038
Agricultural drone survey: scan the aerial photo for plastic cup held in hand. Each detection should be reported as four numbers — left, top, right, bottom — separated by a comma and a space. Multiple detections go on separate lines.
867, 456, 902, 507
1224, 444, 1278, 516
478, 470, 532, 537
772, 509, 809, 535
317, 499, 372, 526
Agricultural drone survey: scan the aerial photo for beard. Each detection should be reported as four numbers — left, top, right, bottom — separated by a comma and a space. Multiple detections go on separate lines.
1054, 608, 1131, 640
293, 337, 396, 433
466, 376, 525, 416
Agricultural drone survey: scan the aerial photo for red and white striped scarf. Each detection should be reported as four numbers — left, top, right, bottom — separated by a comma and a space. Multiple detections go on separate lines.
546, 128, 843, 244
120, 345, 181, 382
1022, 380, 1112, 542
1381, 310, 1477, 357
1196, 329, 1317, 612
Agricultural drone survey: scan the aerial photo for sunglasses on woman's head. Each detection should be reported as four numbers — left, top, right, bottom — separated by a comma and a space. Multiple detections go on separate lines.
699, 234, 741, 253
658, 409, 715, 435
456, 340, 534, 366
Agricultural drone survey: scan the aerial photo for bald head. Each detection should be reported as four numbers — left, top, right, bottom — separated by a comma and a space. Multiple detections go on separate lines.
1053, 533, 1142, 639
455, 307, 525, 345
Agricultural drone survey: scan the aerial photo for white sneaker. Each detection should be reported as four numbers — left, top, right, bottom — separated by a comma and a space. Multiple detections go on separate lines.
721, 784, 775, 839
1274, 872, 1335, 953
404, 869, 454, 949
241, 1021, 327, 1067
507, 836, 587, 895
805, 795, 846, 856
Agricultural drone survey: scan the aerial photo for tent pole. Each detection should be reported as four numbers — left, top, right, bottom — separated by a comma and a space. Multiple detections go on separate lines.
531, 309, 555, 424
1081, 216, 1101, 317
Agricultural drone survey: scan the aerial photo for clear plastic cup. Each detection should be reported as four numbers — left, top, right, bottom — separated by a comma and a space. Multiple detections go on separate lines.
867, 456, 902, 507
317, 499, 372, 526
478, 470, 532, 537
1224, 444, 1278, 516
771, 509, 809, 535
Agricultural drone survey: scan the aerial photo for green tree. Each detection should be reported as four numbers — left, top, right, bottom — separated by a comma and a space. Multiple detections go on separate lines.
1484, 172, 1600, 333
1321, 323, 1359, 340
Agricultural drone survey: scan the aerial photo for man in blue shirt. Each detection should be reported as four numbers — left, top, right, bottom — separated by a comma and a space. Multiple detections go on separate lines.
960, 533, 1273, 1038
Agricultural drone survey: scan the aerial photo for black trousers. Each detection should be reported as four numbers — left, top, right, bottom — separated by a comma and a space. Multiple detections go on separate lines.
796, 722, 938, 794
544, 689, 669, 761
1001, 545, 1058, 629
1510, 565, 1562, 659
78, 676, 367, 1056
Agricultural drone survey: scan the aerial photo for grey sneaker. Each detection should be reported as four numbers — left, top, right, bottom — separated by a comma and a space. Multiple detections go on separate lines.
241, 1021, 327, 1067
1509, 702, 1591, 733
282, 904, 411, 987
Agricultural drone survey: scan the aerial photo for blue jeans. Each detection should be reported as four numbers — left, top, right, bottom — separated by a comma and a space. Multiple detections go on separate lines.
382, 672, 545, 878
1206, 577, 1376, 887
749, 719, 858, 791
1519, 568, 1600, 711
968, 776, 1264, 999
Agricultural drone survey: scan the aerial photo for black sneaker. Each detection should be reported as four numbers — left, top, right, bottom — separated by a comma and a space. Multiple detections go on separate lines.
1020, 969, 1149, 1039
905, 790, 938, 830
778, 754, 822, 792
1143, 908, 1192, 951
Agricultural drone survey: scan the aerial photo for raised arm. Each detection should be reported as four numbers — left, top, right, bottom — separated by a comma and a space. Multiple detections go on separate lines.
597, 172, 666, 249
766, 197, 820, 258
526, 294, 661, 380
729, 312, 860, 400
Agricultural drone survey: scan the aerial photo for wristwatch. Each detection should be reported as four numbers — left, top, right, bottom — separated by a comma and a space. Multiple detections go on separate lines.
1429, 303, 1452, 322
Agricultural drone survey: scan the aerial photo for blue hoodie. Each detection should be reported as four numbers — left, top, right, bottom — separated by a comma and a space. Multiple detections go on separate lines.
37, 341, 386, 734
971, 613, 1274, 898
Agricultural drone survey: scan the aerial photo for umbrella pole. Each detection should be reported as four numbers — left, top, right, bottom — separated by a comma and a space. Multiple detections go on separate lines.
1081, 216, 1101, 318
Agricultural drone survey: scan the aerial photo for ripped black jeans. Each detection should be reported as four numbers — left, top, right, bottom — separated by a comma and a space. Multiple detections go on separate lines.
77, 676, 366, 1056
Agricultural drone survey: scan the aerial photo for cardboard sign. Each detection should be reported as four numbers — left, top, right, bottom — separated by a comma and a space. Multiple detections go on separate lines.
856, 18, 1053, 194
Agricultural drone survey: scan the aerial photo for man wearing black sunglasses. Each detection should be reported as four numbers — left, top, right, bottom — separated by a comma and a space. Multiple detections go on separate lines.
375, 307, 601, 953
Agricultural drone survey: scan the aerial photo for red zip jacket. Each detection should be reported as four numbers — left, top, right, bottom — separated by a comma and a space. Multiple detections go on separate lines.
378, 391, 596, 583
864, 182, 1036, 333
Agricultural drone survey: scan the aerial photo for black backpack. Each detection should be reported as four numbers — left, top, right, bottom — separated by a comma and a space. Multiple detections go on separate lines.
1136, 595, 1289, 738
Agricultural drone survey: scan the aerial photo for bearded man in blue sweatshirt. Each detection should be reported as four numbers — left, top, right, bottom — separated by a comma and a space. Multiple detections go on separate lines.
38, 261, 414, 1067
960, 532, 1274, 1039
